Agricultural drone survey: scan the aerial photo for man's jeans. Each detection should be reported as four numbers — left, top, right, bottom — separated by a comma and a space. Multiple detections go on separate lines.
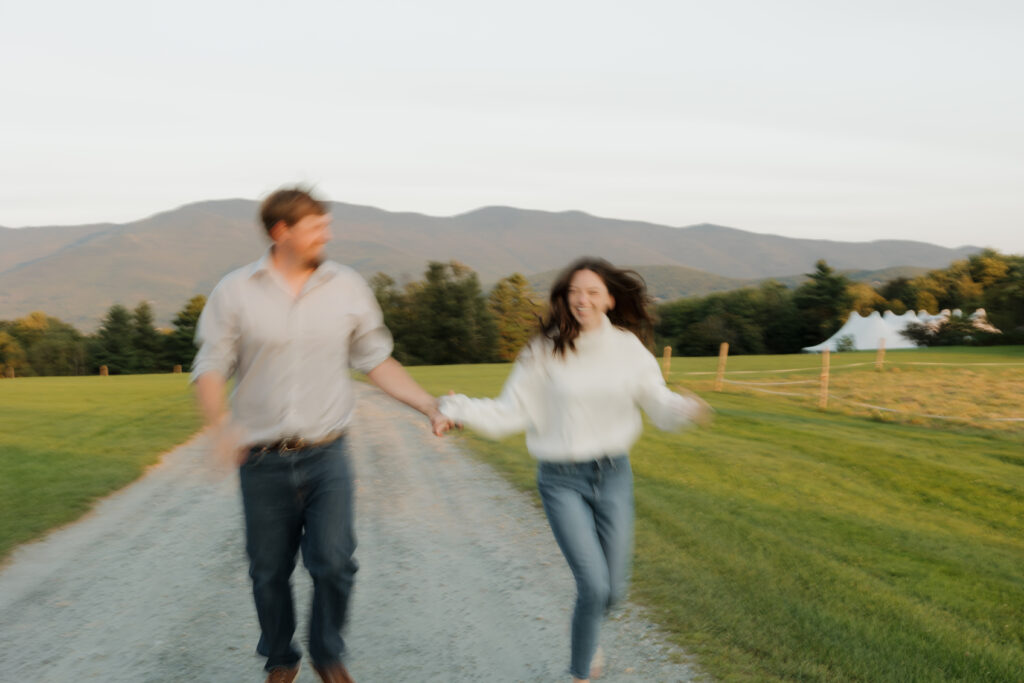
537, 455, 633, 680
239, 437, 357, 671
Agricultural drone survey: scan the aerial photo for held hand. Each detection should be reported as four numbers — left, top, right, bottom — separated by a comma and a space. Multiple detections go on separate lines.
426, 397, 456, 436
430, 411, 455, 437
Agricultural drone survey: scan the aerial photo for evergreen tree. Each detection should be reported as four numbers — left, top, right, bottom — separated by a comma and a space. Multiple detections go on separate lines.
792, 260, 853, 347
132, 302, 164, 373
754, 280, 803, 353
163, 295, 206, 370
368, 274, 414, 363
370, 262, 499, 365
414, 262, 498, 364
92, 304, 135, 374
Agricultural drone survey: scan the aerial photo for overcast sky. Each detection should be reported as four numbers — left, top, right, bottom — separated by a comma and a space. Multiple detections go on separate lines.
2, 0, 1021, 254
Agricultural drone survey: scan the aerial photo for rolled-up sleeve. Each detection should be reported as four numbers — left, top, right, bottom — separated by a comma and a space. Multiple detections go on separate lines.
348, 277, 394, 374
190, 282, 240, 382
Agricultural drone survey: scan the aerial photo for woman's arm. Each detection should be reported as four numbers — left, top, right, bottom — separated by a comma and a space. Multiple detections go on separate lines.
440, 350, 544, 439
634, 349, 712, 431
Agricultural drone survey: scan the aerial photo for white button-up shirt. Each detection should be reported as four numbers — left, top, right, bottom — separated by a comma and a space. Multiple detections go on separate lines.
192, 249, 393, 447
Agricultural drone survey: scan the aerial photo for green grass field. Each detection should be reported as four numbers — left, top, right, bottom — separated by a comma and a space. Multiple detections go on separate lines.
0, 374, 201, 560
2, 348, 1022, 681
408, 347, 1024, 683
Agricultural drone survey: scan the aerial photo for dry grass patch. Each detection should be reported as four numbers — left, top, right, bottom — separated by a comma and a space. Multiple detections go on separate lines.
679, 349, 1024, 436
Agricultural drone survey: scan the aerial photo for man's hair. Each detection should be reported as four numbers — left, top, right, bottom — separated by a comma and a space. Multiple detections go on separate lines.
259, 186, 327, 234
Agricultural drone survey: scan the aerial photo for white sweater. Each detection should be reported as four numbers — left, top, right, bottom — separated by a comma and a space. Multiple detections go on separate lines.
439, 314, 702, 462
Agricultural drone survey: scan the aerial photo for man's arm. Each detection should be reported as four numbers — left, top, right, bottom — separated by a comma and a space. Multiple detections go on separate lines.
190, 279, 247, 466
365, 357, 453, 436
194, 371, 247, 466
195, 371, 229, 426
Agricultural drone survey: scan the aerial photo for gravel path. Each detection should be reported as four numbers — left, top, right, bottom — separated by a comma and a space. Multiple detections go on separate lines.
0, 385, 704, 682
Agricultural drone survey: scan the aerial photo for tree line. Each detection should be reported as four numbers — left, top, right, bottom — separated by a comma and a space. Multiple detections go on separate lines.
0, 297, 206, 378
655, 249, 1024, 355
0, 261, 544, 377
2, 250, 1021, 377
370, 262, 541, 365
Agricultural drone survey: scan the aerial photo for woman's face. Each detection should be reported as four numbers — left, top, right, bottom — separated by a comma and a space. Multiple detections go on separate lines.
567, 268, 614, 332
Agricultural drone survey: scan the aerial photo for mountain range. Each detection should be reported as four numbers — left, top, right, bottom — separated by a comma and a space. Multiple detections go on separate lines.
0, 199, 980, 330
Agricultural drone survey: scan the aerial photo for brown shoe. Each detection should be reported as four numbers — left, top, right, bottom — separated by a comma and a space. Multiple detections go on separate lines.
313, 661, 355, 683
265, 663, 300, 683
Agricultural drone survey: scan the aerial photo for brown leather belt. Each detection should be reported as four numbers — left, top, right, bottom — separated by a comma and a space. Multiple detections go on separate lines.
252, 430, 346, 455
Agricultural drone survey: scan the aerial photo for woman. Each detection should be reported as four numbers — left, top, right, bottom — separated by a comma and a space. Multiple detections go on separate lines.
440, 257, 710, 682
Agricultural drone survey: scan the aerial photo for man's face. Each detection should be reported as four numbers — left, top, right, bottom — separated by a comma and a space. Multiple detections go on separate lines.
276, 212, 332, 267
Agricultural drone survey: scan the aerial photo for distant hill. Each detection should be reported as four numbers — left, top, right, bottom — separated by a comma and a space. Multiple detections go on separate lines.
0, 199, 981, 330
0, 223, 115, 273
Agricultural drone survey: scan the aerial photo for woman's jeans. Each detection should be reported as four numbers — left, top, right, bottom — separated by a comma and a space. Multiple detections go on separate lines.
537, 455, 634, 680
238, 437, 357, 671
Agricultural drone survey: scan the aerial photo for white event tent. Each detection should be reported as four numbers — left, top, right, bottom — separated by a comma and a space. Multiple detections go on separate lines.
802, 309, 998, 352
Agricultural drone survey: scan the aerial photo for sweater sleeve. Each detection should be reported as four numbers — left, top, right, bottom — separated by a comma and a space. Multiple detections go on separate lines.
439, 346, 545, 439
633, 344, 704, 431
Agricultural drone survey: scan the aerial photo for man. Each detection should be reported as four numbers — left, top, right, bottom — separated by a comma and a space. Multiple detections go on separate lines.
192, 187, 451, 683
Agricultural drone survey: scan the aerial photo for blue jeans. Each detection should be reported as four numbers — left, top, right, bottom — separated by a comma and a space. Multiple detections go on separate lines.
537, 455, 634, 680
238, 437, 358, 671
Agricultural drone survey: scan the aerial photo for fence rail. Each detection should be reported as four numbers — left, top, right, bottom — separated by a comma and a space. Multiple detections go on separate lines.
666, 342, 1024, 425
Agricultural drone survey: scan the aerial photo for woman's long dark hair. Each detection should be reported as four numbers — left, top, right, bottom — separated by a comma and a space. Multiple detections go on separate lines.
540, 257, 654, 357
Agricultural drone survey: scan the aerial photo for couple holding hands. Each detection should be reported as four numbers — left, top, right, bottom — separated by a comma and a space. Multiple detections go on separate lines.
193, 187, 710, 683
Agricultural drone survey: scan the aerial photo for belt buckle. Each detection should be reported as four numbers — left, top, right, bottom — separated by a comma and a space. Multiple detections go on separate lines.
280, 437, 306, 453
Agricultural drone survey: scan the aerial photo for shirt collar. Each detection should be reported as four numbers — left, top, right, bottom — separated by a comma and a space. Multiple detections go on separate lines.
248, 247, 274, 278
248, 246, 341, 283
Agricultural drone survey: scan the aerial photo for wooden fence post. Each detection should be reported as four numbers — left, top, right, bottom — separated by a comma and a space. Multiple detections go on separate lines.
662, 346, 672, 377
819, 350, 831, 409
714, 342, 729, 392
875, 338, 886, 371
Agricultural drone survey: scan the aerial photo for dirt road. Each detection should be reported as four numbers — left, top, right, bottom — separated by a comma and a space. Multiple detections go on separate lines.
0, 385, 702, 682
